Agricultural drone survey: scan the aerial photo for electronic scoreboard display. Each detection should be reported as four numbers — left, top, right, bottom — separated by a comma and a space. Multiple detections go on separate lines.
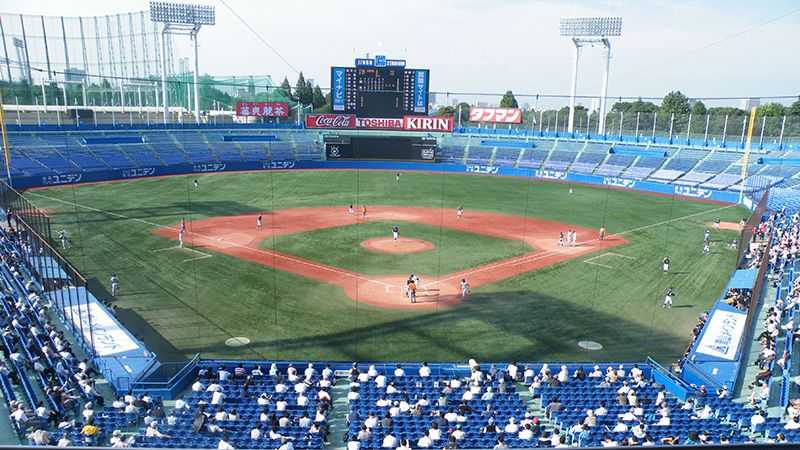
331, 64, 430, 118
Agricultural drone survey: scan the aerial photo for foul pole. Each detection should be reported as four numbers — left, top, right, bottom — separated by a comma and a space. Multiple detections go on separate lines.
739, 107, 757, 204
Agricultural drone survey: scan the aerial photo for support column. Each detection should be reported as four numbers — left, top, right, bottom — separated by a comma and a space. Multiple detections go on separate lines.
160, 26, 168, 124
192, 30, 200, 124
597, 41, 611, 135
567, 41, 580, 133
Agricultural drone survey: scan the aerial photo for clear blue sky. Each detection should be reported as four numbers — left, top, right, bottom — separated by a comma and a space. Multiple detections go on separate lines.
3, 0, 799, 104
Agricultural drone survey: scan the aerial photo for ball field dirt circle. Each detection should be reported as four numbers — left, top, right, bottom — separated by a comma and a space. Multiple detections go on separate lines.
360, 237, 436, 254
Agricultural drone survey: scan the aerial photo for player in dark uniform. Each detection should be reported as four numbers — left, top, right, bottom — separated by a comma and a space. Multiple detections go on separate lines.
392, 225, 399, 241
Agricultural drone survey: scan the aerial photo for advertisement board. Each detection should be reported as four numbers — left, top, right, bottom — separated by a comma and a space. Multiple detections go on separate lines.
235, 102, 289, 117
469, 107, 523, 124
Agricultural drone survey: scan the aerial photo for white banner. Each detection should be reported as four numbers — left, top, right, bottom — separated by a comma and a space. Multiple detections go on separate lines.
695, 309, 747, 360
67, 302, 140, 357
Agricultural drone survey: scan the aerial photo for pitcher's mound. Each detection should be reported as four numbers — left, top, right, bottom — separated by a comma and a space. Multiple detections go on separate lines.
361, 237, 435, 254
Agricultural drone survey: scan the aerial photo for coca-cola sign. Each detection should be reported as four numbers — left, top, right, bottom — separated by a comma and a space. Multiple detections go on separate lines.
305, 114, 357, 129
402, 116, 454, 132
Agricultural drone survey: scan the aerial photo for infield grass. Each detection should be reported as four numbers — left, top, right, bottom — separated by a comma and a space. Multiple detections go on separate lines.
270, 221, 532, 275
26, 170, 748, 364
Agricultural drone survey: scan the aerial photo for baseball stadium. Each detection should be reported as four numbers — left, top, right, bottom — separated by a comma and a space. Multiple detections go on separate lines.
0, 1, 798, 449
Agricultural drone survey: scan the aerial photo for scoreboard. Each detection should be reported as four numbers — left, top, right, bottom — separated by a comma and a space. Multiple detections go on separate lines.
331, 64, 430, 118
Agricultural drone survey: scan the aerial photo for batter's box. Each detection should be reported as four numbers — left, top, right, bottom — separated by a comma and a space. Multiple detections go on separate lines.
583, 252, 636, 269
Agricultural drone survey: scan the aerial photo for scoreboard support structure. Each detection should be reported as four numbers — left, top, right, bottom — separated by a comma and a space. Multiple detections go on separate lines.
323, 134, 437, 162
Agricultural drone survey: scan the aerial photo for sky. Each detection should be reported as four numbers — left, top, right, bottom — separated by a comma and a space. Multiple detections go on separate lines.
2, 0, 799, 106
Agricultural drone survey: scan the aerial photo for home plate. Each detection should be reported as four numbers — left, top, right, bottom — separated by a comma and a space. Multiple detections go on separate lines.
577, 340, 603, 350
225, 337, 251, 347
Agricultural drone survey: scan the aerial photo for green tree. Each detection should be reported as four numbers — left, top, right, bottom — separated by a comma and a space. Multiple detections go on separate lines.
756, 102, 786, 117
499, 90, 519, 108
313, 92, 332, 114
660, 91, 690, 115
294, 72, 313, 105
690, 100, 707, 116
435, 106, 455, 116
311, 85, 325, 109
707, 106, 745, 116
279, 76, 292, 99
790, 100, 800, 116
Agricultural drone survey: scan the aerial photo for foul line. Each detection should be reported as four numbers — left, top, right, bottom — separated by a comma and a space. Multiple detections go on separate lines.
26, 192, 734, 291
26, 191, 394, 288
422, 203, 737, 288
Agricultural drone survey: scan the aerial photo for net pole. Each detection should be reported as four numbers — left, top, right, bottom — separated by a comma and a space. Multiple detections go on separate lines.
0, 100, 11, 187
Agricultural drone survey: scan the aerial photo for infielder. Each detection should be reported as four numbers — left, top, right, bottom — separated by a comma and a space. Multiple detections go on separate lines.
392, 225, 399, 242
179, 219, 186, 248
599, 225, 606, 241
348, 204, 354, 215
457, 206, 464, 219
460, 279, 470, 297
257, 215, 263, 230
362, 205, 367, 218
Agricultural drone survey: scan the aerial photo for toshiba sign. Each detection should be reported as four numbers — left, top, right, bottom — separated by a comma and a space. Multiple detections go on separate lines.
402, 116, 454, 132
356, 117, 404, 130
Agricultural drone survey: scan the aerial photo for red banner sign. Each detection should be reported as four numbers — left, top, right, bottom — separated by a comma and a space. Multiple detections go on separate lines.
305, 114, 453, 132
469, 107, 522, 124
305, 114, 357, 129
236, 101, 289, 117
402, 116, 454, 132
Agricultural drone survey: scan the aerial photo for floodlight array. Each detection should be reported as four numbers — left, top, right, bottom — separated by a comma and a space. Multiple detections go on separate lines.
149, 1, 215, 25
560, 17, 622, 37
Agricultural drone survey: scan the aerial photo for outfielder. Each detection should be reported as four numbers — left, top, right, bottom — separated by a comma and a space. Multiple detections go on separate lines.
663, 287, 674, 309
110, 273, 120, 297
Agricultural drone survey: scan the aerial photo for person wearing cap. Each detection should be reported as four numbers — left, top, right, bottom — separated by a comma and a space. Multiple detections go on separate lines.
451, 424, 465, 440
396, 438, 411, 450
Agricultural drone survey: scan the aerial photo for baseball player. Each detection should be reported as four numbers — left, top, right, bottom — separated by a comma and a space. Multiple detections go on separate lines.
558, 232, 565, 247
457, 206, 464, 219
110, 273, 120, 297
193, 179, 199, 189
663, 287, 674, 309
599, 225, 606, 241
408, 279, 417, 304
348, 204, 354, 215
703, 241, 711, 254
460, 279, 471, 297
392, 225, 399, 242
396, 172, 401, 183
362, 205, 367, 218
58, 230, 70, 249
713, 217, 721, 230
662, 256, 670, 273
703, 229, 710, 242
257, 215, 263, 230
178, 219, 186, 248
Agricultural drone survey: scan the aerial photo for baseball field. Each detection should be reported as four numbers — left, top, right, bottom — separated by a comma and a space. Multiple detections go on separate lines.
25, 170, 748, 363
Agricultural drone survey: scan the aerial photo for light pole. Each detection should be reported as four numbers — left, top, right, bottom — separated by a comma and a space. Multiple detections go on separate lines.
560, 17, 622, 135
149, 1, 215, 125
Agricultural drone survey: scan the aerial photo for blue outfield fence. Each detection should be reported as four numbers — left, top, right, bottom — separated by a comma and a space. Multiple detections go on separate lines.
14, 159, 751, 205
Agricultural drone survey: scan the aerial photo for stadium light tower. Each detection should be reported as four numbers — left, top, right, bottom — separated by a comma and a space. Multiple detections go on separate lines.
560, 17, 622, 135
150, 1, 215, 124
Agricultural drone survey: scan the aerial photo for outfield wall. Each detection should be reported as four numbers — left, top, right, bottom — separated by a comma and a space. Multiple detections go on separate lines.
16, 159, 747, 205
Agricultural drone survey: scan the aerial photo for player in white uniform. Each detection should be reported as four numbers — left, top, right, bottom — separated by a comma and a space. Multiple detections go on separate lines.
457, 206, 464, 218
257, 215, 263, 230
460, 279, 470, 297
663, 287, 674, 308
392, 226, 399, 241
348, 204, 354, 215
110, 274, 120, 297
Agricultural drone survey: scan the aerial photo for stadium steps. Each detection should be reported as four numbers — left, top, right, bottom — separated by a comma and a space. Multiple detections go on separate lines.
198, 131, 221, 161
18, 149, 59, 174
166, 131, 192, 161
326, 381, 352, 450
113, 144, 141, 168
565, 141, 589, 172
514, 148, 526, 168
144, 143, 168, 166
488, 147, 499, 165
516, 383, 556, 432
48, 145, 84, 172
541, 140, 559, 167
462, 146, 470, 165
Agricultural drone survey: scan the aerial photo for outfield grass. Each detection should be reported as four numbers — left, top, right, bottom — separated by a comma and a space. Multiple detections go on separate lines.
271, 220, 531, 275
26, 170, 748, 363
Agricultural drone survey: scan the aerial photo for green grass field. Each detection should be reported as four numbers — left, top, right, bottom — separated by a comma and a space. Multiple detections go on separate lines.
26, 170, 748, 364
271, 221, 531, 275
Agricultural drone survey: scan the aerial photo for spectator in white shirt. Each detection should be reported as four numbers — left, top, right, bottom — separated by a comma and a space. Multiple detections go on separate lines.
419, 362, 431, 378
382, 432, 398, 448
504, 418, 519, 434
394, 365, 405, 377
416, 431, 432, 448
